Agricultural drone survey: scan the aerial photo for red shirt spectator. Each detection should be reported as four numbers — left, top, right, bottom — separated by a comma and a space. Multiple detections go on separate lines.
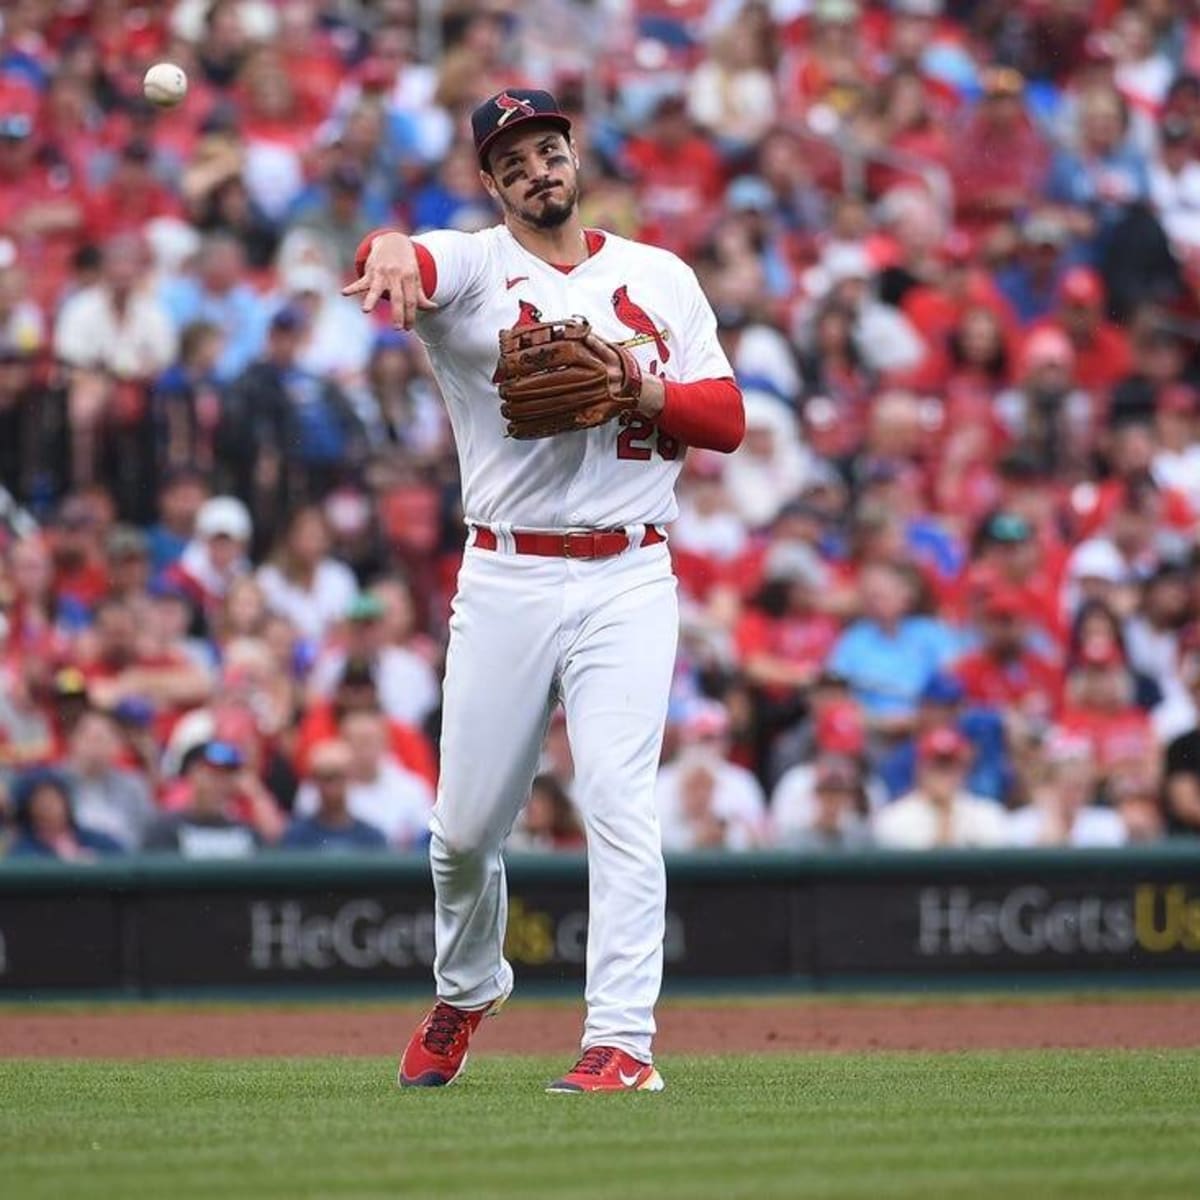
85, 140, 183, 242
950, 69, 1050, 232
622, 96, 724, 256
1027, 268, 1132, 396
1057, 637, 1158, 776
954, 591, 1062, 720
294, 700, 436, 789
735, 545, 841, 701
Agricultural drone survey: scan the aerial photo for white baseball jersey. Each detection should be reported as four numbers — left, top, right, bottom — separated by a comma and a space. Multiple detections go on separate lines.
412, 224, 732, 529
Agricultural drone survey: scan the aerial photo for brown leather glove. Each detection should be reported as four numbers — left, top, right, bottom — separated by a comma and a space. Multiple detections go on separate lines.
495, 318, 643, 440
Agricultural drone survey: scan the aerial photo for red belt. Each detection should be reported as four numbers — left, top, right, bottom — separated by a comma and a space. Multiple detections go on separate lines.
471, 524, 666, 559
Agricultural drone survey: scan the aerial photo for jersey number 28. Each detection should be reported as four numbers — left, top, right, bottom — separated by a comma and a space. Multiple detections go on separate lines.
616, 415, 680, 462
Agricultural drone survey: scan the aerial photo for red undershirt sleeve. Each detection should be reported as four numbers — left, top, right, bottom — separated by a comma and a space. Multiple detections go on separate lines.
657, 377, 745, 454
352, 228, 438, 298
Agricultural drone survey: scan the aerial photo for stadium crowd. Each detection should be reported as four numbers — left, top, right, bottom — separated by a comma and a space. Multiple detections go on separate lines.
1, 0, 1200, 860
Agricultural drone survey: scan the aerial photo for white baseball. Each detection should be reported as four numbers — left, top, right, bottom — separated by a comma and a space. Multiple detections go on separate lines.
143, 62, 188, 108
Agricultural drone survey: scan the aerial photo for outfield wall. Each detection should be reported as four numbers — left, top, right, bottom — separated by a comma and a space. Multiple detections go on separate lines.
2, 848, 1199, 995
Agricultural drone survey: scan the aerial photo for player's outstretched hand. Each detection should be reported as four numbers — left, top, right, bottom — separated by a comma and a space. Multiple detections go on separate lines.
341, 231, 437, 331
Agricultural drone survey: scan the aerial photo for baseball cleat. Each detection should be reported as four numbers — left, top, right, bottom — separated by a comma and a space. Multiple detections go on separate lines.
397, 996, 505, 1088
545, 1046, 665, 1094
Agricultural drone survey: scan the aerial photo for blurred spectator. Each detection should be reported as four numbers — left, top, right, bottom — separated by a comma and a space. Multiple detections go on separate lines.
1126, 565, 1194, 738
170, 494, 252, 612
293, 708, 432, 848
1009, 730, 1126, 847
146, 467, 210, 574
873, 727, 1009, 849
951, 67, 1049, 232
1108, 771, 1166, 843
280, 738, 387, 853
62, 708, 155, 851
87, 139, 183, 241
294, 655, 436, 786
995, 328, 1095, 479
622, 94, 725, 257
771, 752, 874, 850
508, 774, 585, 853
257, 506, 357, 643
79, 595, 212, 722
1150, 113, 1200, 254
0, 109, 86, 309
143, 740, 262, 857
1058, 633, 1160, 787
656, 701, 767, 851
723, 390, 810, 527
7, 768, 123, 860
954, 590, 1061, 727
0, 237, 43, 356
828, 562, 956, 732
222, 304, 365, 526
159, 232, 268, 382
808, 244, 926, 374
282, 263, 375, 385
151, 321, 225, 482
994, 211, 1076, 325
1164, 644, 1200, 837
1031, 268, 1132, 395
410, 139, 493, 234
687, 22, 776, 153
1151, 385, 1200, 515
53, 234, 177, 504
308, 591, 438, 728
877, 672, 1011, 803
1044, 83, 1149, 248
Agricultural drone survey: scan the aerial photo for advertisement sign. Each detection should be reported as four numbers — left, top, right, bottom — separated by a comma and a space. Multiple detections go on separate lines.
1, 853, 1197, 994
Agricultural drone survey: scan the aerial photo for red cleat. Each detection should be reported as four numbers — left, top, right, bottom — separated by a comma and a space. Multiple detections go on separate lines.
397, 998, 502, 1088
545, 1046, 665, 1094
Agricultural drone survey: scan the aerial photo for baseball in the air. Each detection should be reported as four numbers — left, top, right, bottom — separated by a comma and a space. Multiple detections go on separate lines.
143, 62, 188, 108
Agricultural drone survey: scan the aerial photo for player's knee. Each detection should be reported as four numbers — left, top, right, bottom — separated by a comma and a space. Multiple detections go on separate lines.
430, 816, 499, 862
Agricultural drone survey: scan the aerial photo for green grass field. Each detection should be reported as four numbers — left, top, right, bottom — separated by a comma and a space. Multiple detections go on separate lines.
2, 1051, 1198, 1200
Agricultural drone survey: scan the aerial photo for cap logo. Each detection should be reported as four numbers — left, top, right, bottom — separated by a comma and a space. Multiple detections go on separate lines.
495, 92, 535, 126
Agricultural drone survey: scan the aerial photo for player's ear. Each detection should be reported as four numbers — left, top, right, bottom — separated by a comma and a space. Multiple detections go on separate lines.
479, 167, 499, 200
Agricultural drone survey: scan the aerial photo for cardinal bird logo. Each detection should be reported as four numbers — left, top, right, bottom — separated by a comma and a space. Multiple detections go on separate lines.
495, 92, 536, 126
612, 286, 670, 363
514, 299, 542, 328
492, 300, 543, 382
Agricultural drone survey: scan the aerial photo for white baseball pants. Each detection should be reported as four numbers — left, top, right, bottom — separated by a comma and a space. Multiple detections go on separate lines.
429, 536, 677, 1062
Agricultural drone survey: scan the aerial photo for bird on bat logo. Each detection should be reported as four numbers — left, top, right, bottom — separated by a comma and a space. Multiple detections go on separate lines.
612, 286, 670, 363
495, 92, 536, 126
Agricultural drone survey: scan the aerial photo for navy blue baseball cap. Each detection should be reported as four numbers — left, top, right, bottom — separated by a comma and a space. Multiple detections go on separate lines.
471, 89, 571, 168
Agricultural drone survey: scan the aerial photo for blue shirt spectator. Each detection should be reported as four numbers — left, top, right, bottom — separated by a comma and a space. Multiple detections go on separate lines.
828, 563, 957, 721
281, 739, 387, 854
159, 234, 270, 382
280, 814, 387, 853
1043, 86, 1150, 254
877, 675, 1013, 801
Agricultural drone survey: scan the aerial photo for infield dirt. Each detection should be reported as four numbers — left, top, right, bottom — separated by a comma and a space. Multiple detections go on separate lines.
5, 997, 1200, 1059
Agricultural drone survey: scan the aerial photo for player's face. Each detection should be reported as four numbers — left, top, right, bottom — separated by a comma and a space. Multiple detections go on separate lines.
483, 127, 579, 230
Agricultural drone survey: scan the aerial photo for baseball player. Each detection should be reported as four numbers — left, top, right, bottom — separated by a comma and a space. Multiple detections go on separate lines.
344, 89, 744, 1093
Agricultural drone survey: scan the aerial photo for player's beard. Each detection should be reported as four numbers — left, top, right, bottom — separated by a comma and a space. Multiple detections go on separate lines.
510, 179, 578, 229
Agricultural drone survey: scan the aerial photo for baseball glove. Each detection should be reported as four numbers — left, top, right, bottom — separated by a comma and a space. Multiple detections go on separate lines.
495, 318, 643, 440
